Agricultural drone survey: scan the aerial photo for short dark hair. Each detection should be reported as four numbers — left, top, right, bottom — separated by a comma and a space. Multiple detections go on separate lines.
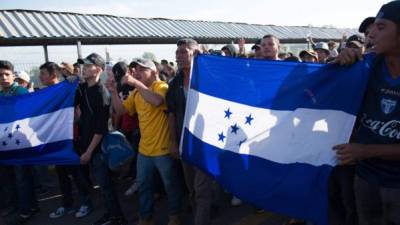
177, 38, 198, 49
112, 62, 128, 83
0, 60, 14, 71
39, 62, 60, 75
262, 34, 280, 45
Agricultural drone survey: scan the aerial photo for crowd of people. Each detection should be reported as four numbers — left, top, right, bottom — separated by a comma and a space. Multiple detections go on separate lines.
0, 1, 400, 225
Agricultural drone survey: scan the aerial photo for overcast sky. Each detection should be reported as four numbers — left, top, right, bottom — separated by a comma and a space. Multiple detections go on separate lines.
0, 0, 391, 28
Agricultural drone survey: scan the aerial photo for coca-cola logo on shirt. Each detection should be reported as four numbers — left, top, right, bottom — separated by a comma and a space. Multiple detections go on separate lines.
360, 113, 400, 139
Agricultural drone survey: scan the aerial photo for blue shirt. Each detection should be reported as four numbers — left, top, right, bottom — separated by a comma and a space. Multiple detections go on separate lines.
356, 56, 400, 188
0, 82, 28, 96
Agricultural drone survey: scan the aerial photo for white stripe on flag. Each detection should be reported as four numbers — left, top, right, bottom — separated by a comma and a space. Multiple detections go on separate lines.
0, 107, 73, 151
184, 89, 355, 166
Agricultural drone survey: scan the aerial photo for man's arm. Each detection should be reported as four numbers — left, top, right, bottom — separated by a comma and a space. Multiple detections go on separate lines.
122, 76, 164, 107
106, 75, 127, 116
334, 143, 400, 165
80, 134, 103, 164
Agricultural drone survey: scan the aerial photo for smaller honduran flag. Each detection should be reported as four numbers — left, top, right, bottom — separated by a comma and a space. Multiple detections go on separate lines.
0, 80, 79, 165
181, 54, 374, 225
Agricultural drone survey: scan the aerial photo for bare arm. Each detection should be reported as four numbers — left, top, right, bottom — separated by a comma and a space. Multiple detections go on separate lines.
122, 76, 164, 107
105, 75, 127, 116
334, 143, 400, 165
80, 134, 103, 164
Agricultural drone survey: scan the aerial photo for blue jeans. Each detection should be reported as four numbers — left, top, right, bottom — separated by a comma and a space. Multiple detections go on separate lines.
137, 153, 182, 218
90, 153, 122, 217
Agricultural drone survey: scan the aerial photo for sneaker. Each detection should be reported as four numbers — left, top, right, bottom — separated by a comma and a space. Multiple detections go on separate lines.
20, 207, 40, 221
93, 213, 110, 225
231, 196, 242, 206
254, 208, 265, 214
75, 205, 91, 218
49, 207, 74, 219
124, 181, 139, 196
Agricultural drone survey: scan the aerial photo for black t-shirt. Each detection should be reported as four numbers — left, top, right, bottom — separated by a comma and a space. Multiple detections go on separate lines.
356, 57, 400, 188
75, 82, 110, 153
166, 70, 186, 144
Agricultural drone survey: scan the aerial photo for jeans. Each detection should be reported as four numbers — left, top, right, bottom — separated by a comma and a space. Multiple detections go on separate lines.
56, 165, 92, 208
15, 165, 38, 214
90, 153, 123, 217
355, 175, 400, 225
137, 153, 182, 218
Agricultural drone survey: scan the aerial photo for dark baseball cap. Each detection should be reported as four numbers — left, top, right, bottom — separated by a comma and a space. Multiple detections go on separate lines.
78, 53, 105, 69
346, 34, 365, 48
376, 1, 400, 24
358, 17, 375, 33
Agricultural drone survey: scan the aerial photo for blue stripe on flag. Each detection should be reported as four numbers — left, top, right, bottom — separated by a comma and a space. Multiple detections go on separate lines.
0, 80, 77, 123
190, 54, 373, 115
0, 140, 79, 165
182, 128, 331, 225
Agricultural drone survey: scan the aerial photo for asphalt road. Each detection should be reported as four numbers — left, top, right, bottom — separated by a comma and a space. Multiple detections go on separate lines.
2, 170, 290, 225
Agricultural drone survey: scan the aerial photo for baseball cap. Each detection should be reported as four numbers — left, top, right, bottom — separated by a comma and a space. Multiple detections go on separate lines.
132, 58, 157, 71
376, 1, 400, 25
314, 42, 330, 55
359, 17, 375, 33
78, 53, 105, 69
59, 62, 74, 74
346, 34, 365, 48
299, 50, 318, 60
15, 71, 30, 83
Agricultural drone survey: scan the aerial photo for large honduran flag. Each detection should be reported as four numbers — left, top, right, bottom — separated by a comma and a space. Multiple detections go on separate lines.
181, 54, 373, 225
0, 80, 79, 165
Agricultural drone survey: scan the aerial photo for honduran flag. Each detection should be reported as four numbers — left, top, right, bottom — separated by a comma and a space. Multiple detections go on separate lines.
0, 80, 79, 165
181, 54, 373, 225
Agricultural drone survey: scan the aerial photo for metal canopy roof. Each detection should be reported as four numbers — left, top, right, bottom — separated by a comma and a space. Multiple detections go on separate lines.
0, 9, 358, 46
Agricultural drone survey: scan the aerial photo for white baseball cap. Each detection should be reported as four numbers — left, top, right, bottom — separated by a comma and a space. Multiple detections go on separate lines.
16, 71, 30, 83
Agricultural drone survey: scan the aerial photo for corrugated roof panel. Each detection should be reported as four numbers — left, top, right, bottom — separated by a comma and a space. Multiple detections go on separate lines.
118, 18, 142, 36
126, 18, 151, 37
48, 12, 75, 37
167, 20, 193, 37
96, 16, 123, 37
38, 12, 63, 37
75, 15, 97, 36
107, 17, 130, 37
137, 19, 163, 37
1, 11, 25, 37
62, 14, 87, 36
23, 12, 48, 37
85, 15, 109, 36
187, 21, 211, 38
14, 11, 41, 37
0, 9, 359, 46
31, 12, 56, 37
151, 20, 176, 37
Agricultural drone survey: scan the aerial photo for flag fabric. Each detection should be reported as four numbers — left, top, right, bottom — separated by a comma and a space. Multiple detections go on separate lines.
0, 80, 79, 165
181, 54, 373, 225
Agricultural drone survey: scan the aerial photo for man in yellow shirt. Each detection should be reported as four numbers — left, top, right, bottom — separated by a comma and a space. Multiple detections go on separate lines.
106, 58, 182, 225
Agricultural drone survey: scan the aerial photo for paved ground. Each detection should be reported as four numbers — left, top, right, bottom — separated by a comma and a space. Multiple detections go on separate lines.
2, 169, 290, 225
